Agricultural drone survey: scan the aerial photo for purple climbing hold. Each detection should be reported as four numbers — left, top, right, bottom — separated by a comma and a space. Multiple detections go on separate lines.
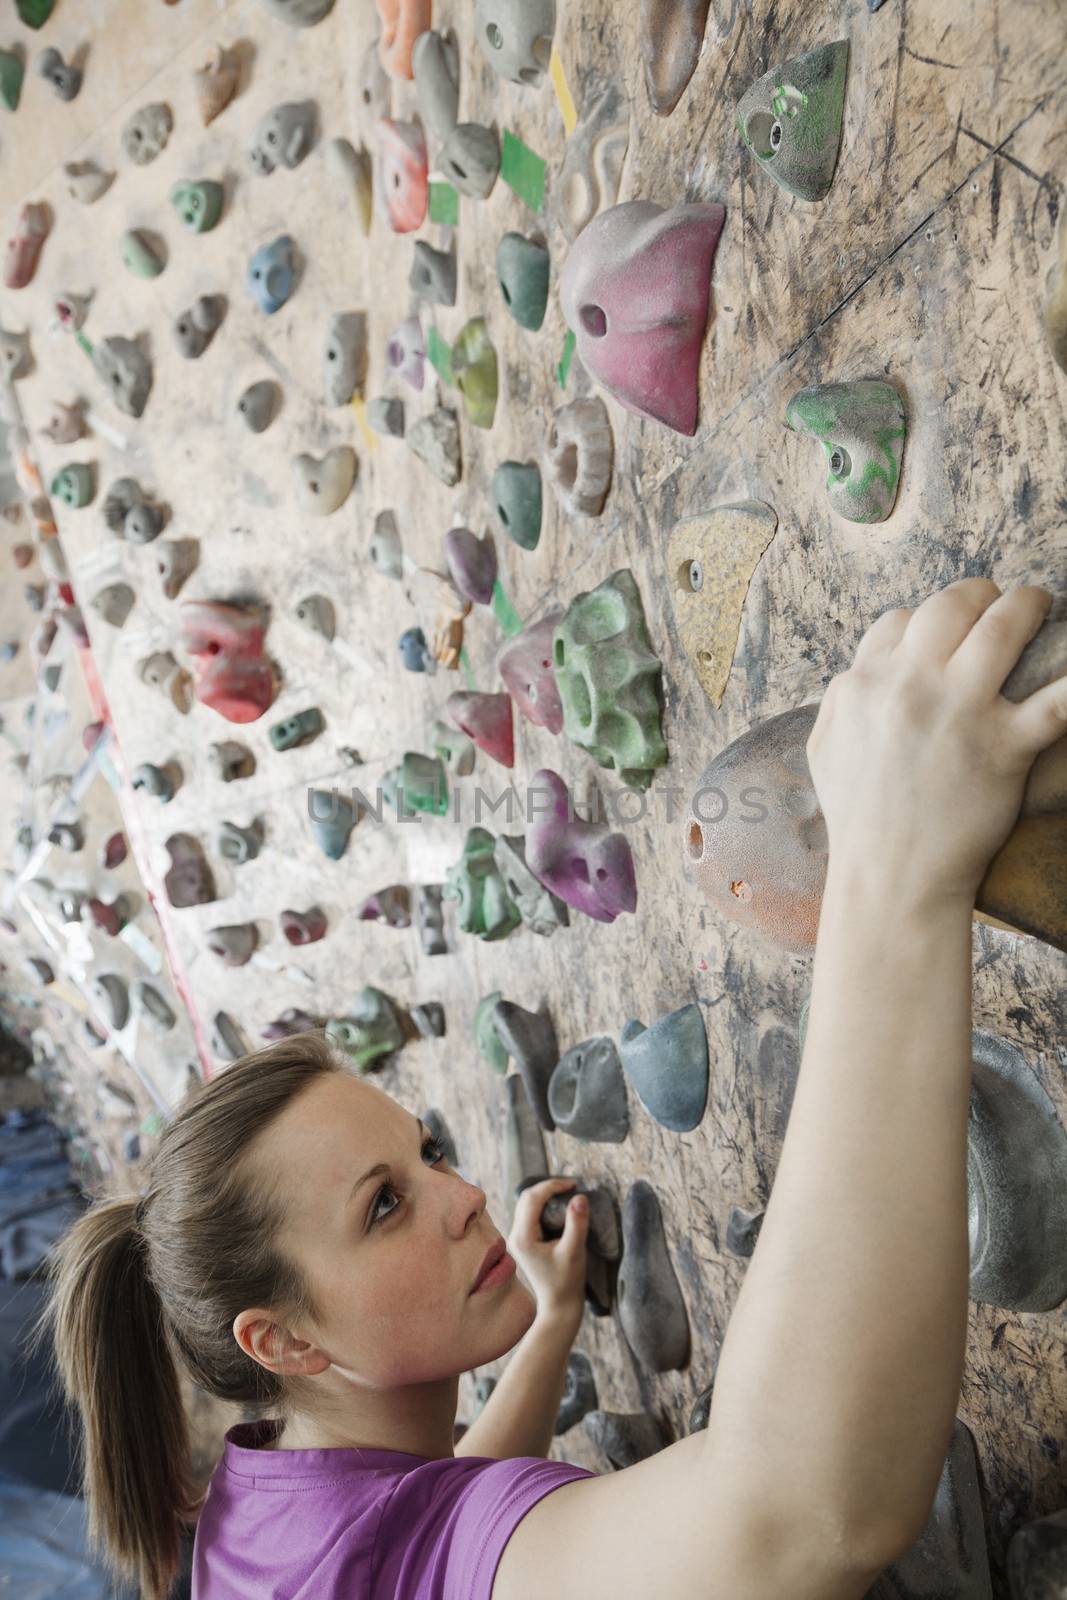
526, 768, 636, 923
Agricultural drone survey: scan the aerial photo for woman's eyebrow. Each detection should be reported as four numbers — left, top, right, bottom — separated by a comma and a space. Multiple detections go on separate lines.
346, 1115, 427, 1211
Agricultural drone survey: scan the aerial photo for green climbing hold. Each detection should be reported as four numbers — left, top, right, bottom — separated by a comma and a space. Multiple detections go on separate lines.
443, 827, 521, 941
0, 50, 24, 111
496, 232, 550, 332
451, 317, 498, 430
475, 990, 510, 1073
382, 752, 449, 817
553, 568, 668, 792
326, 987, 405, 1072
16, 0, 54, 27
50, 463, 94, 508
169, 178, 224, 234
784, 378, 906, 523
491, 461, 542, 551
736, 40, 849, 204
121, 229, 165, 279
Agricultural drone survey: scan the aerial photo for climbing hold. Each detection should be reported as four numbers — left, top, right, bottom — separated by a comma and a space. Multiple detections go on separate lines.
408, 409, 462, 486
156, 539, 200, 600
375, 0, 432, 79
36, 45, 82, 101
445, 527, 497, 606
555, 82, 629, 243
559, 199, 725, 435
218, 819, 263, 864
640, 0, 711, 115
411, 567, 470, 672
726, 1206, 764, 1258
492, 1000, 559, 1130
439, 123, 500, 200
208, 924, 259, 967
421, 1108, 458, 1164
555, 1350, 598, 1434
416, 884, 447, 955
326, 986, 405, 1071
666, 502, 779, 707
0, 325, 31, 381
41, 400, 85, 444
411, 29, 459, 146
491, 461, 542, 550
375, 117, 428, 232
211, 742, 256, 782
452, 317, 499, 429
194, 45, 239, 126
133, 980, 176, 1032
737, 41, 849, 203
120, 228, 165, 280
121, 103, 173, 165
180, 601, 274, 724
212, 1012, 248, 1062
262, 1009, 322, 1039
237, 380, 280, 433
616, 1180, 690, 1371
100, 831, 127, 870
367, 396, 405, 437
502, 1073, 549, 1205
53, 289, 91, 332
784, 378, 906, 523
553, 568, 667, 791
358, 37, 391, 124
323, 311, 368, 405
409, 240, 456, 306
293, 594, 335, 642
256, 0, 335, 22
308, 789, 359, 859
544, 396, 613, 516
1008, 1504, 1067, 1595
64, 160, 114, 204
386, 317, 425, 389
443, 826, 521, 940
173, 295, 225, 359
269, 707, 325, 751
325, 137, 373, 235
496, 233, 550, 331
435, 720, 476, 777
249, 100, 317, 174
619, 1005, 708, 1132
527, 768, 637, 922
1045, 209, 1067, 374
358, 886, 411, 928
541, 1182, 621, 1314
92, 337, 152, 417
93, 973, 130, 1030
103, 478, 163, 544
475, 991, 509, 1072
170, 178, 224, 233
382, 752, 448, 816
474, 0, 555, 86
547, 1036, 630, 1141
0, 49, 24, 112
411, 1002, 446, 1039
50, 463, 94, 508
132, 762, 179, 803
880, 1421, 992, 1597
164, 834, 217, 908
25, 957, 54, 986
584, 1410, 672, 1469
48, 818, 84, 851
247, 236, 297, 314
493, 833, 570, 935
4, 201, 48, 289
398, 626, 434, 673
446, 691, 514, 769
292, 446, 357, 515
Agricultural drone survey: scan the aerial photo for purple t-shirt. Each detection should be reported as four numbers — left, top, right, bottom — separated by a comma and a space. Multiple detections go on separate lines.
192, 1419, 596, 1599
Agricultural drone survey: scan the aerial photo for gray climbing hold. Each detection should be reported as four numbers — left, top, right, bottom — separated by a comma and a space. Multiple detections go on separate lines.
218, 819, 263, 864
421, 1107, 459, 1167
618, 1004, 709, 1133
411, 29, 459, 146
416, 884, 447, 955
369, 509, 403, 577
554, 1350, 598, 1435
293, 594, 335, 641
438, 123, 499, 198
1007, 1508, 1067, 1597
211, 741, 255, 782
103, 478, 163, 544
92, 337, 152, 417
121, 102, 173, 166
164, 834, 217, 908
90, 583, 135, 628
25, 957, 55, 986
208, 924, 258, 966
502, 1072, 548, 1209
48, 819, 84, 851
583, 1409, 671, 1470
542, 1180, 622, 1315
493, 834, 569, 936
37, 46, 82, 101
237, 380, 280, 433
409, 240, 457, 305
367, 396, 405, 437
411, 1002, 446, 1039
132, 762, 177, 803
547, 1037, 630, 1142
323, 311, 367, 406
133, 980, 175, 1031
93, 972, 130, 1030
408, 409, 461, 486
212, 1011, 248, 1062
248, 99, 317, 175
173, 295, 225, 359
870, 1419, 992, 1598
725, 1206, 764, 1258
156, 539, 199, 600
616, 1180, 690, 1371
492, 1000, 558, 1131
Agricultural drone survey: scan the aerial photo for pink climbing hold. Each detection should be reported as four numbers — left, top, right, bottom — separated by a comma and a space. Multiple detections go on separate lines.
375, 118, 428, 233
446, 690, 515, 769
180, 601, 275, 724
526, 768, 637, 923
497, 613, 564, 735
559, 199, 726, 437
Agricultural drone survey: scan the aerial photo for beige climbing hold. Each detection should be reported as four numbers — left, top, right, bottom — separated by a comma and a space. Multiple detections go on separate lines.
194, 45, 239, 127
1045, 208, 1067, 375
665, 502, 778, 708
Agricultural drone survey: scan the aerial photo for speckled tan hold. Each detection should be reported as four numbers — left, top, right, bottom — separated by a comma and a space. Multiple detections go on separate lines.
194, 45, 239, 126
1045, 208, 1067, 375
666, 502, 778, 708
640, 0, 711, 115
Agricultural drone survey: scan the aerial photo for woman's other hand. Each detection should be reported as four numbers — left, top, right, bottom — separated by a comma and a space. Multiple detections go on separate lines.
506, 1178, 588, 1328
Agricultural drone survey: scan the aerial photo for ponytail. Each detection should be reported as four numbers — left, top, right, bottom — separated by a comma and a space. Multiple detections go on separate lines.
33, 1195, 198, 1600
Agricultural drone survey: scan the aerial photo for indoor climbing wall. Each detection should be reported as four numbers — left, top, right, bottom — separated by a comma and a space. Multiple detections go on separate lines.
1, 0, 1065, 1590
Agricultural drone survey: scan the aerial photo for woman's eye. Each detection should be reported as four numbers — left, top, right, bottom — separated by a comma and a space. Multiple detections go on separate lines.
370, 1137, 446, 1225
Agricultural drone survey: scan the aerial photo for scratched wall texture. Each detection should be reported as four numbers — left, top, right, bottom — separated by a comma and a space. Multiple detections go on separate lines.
3, 0, 1065, 1587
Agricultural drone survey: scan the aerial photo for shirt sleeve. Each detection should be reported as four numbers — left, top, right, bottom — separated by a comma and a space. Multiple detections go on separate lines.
373, 1454, 598, 1599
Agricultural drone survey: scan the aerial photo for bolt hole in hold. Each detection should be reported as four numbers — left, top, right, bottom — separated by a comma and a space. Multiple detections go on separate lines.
558, 442, 578, 489
595, 867, 608, 881
497, 502, 509, 524
687, 560, 703, 592
687, 821, 704, 860
828, 445, 851, 478
487, 21, 503, 49
580, 304, 607, 338
451, 162, 468, 181
745, 109, 779, 160
501, 283, 512, 304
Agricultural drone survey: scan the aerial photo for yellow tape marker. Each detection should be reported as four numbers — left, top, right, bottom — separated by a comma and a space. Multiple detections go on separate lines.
351, 396, 377, 451
550, 46, 577, 136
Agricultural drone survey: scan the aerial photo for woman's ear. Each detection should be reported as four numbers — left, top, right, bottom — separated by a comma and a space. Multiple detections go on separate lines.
233, 1309, 332, 1377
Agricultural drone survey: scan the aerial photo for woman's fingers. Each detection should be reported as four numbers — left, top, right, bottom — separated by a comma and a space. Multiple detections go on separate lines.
948, 586, 1053, 699
898, 576, 1003, 664
1007, 669, 1067, 757
851, 605, 913, 667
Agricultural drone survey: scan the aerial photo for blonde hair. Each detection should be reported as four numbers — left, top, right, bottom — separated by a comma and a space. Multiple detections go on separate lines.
33, 1031, 342, 1600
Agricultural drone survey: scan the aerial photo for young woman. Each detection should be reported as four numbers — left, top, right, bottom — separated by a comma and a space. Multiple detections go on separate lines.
40, 577, 1065, 1600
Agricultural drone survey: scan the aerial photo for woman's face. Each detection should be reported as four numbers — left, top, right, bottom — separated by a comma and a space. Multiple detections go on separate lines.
252, 1071, 537, 1388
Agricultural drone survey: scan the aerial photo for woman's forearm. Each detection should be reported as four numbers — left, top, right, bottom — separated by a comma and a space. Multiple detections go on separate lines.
702, 862, 974, 1557
453, 1309, 579, 1461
